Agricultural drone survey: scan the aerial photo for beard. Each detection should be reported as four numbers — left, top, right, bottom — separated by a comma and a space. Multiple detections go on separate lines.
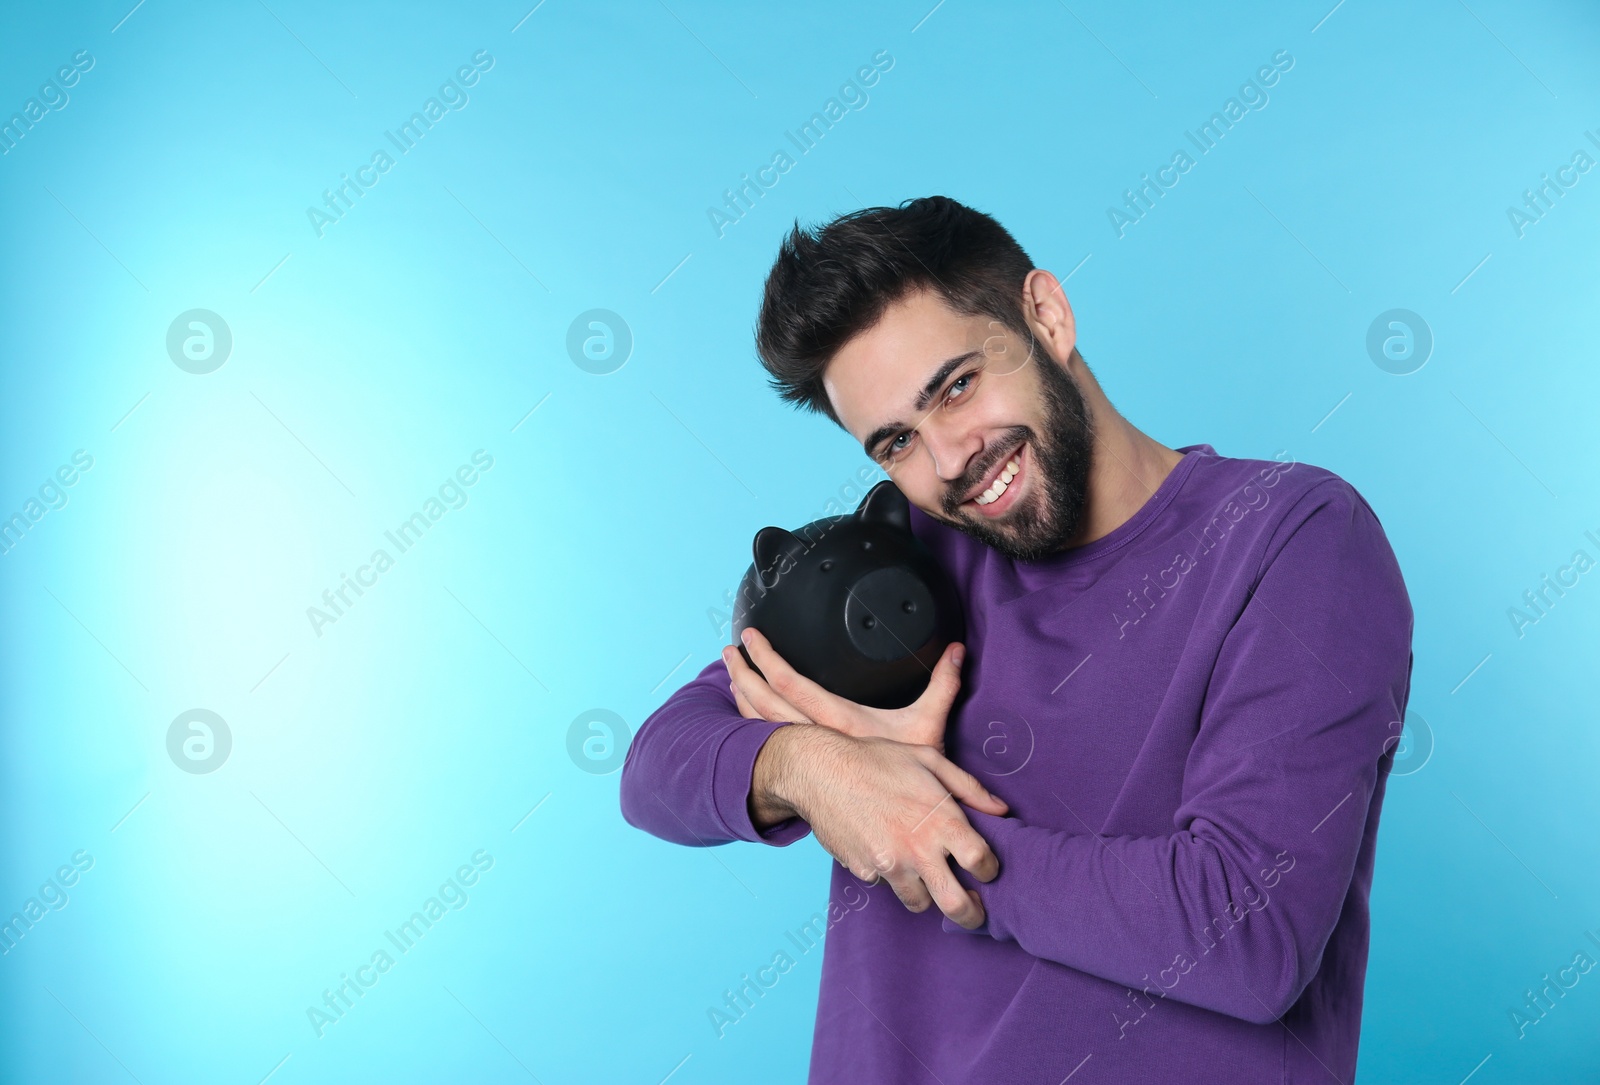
934, 345, 1095, 562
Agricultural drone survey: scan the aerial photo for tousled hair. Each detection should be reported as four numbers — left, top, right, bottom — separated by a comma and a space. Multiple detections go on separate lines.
754, 195, 1037, 428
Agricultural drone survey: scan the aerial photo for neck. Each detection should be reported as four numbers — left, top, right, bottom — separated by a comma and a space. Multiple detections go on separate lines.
1063, 401, 1184, 551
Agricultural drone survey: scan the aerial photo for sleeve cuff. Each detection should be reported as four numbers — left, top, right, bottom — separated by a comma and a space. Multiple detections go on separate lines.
712, 719, 813, 846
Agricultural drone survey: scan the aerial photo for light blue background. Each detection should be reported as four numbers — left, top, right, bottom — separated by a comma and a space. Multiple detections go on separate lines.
2, 1, 1597, 1081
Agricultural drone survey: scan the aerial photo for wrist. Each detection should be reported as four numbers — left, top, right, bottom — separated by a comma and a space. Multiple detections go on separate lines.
749, 723, 843, 830
749, 724, 804, 830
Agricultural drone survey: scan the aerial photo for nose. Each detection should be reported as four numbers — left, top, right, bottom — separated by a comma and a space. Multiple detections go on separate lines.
921, 419, 982, 484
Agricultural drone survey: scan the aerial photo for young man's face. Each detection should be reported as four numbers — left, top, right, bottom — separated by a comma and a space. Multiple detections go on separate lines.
823, 286, 1096, 562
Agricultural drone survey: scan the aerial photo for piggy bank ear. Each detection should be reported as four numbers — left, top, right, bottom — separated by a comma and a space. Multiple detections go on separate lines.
752, 526, 808, 588
856, 480, 911, 531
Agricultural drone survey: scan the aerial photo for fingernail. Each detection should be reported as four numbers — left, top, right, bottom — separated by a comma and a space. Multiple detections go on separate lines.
740, 628, 752, 646
951, 646, 965, 667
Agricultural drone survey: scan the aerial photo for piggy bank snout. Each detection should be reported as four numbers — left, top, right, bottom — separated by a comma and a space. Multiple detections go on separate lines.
843, 566, 938, 662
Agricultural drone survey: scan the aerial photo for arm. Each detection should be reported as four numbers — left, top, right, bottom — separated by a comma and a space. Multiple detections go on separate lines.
618, 657, 814, 847
945, 481, 1415, 1025
624, 640, 1012, 928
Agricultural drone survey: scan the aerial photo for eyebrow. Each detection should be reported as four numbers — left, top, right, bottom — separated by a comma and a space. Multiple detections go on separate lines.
860, 350, 984, 459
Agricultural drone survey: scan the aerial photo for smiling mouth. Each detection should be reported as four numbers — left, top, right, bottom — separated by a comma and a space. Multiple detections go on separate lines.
962, 441, 1025, 516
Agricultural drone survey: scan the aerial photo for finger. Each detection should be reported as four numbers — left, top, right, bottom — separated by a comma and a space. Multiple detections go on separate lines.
918, 748, 1009, 816
852, 848, 896, 886
945, 823, 1001, 883
912, 641, 966, 716
730, 679, 761, 720
723, 645, 811, 724
919, 855, 985, 929
740, 627, 838, 723
822, 841, 881, 886
884, 869, 933, 915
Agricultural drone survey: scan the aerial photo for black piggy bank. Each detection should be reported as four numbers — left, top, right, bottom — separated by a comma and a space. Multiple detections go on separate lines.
731, 480, 965, 710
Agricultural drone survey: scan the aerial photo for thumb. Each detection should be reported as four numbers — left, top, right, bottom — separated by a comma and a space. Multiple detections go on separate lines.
916, 641, 965, 712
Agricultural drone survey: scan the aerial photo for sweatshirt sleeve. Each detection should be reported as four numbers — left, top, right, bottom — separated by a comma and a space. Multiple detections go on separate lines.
944, 480, 1414, 1026
619, 656, 814, 848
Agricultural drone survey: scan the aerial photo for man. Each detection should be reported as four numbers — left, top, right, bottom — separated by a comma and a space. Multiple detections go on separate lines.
620, 195, 1413, 1083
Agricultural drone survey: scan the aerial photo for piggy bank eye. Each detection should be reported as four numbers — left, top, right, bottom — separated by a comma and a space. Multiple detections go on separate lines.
861, 540, 873, 551
820, 559, 834, 572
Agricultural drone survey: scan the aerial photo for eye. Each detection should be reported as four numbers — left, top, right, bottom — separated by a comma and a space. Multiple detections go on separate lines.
879, 371, 979, 463
944, 372, 975, 405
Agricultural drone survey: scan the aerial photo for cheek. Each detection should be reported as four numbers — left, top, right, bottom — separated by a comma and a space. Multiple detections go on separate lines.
886, 460, 926, 498
892, 458, 960, 514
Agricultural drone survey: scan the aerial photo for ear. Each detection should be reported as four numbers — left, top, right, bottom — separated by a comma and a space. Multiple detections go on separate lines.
1024, 268, 1076, 366
752, 526, 809, 587
856, 480, 911, 531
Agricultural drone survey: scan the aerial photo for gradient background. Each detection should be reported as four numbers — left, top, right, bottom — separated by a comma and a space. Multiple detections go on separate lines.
2, 1, 1598, 1082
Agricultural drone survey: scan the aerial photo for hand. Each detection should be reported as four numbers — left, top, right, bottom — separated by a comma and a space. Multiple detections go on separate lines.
750, 722, 1008, 929
723, 627, 966, 752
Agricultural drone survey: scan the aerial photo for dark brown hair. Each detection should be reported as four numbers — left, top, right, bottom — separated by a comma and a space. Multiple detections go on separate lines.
754, 195, 1037, 427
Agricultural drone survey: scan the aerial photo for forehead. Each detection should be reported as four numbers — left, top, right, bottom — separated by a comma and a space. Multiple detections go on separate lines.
822, 288, 988, 439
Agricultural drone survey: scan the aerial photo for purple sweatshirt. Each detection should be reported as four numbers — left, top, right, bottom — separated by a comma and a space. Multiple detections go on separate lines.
621, 444, 1414, 1084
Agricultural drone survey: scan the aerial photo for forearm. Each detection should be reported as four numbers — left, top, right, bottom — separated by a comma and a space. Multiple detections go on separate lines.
619, 658, 812, 847
951, 810, 1329, 1025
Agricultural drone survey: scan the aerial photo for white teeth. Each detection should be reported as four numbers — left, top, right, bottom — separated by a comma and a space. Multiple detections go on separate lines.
975, 456, 1021, 505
